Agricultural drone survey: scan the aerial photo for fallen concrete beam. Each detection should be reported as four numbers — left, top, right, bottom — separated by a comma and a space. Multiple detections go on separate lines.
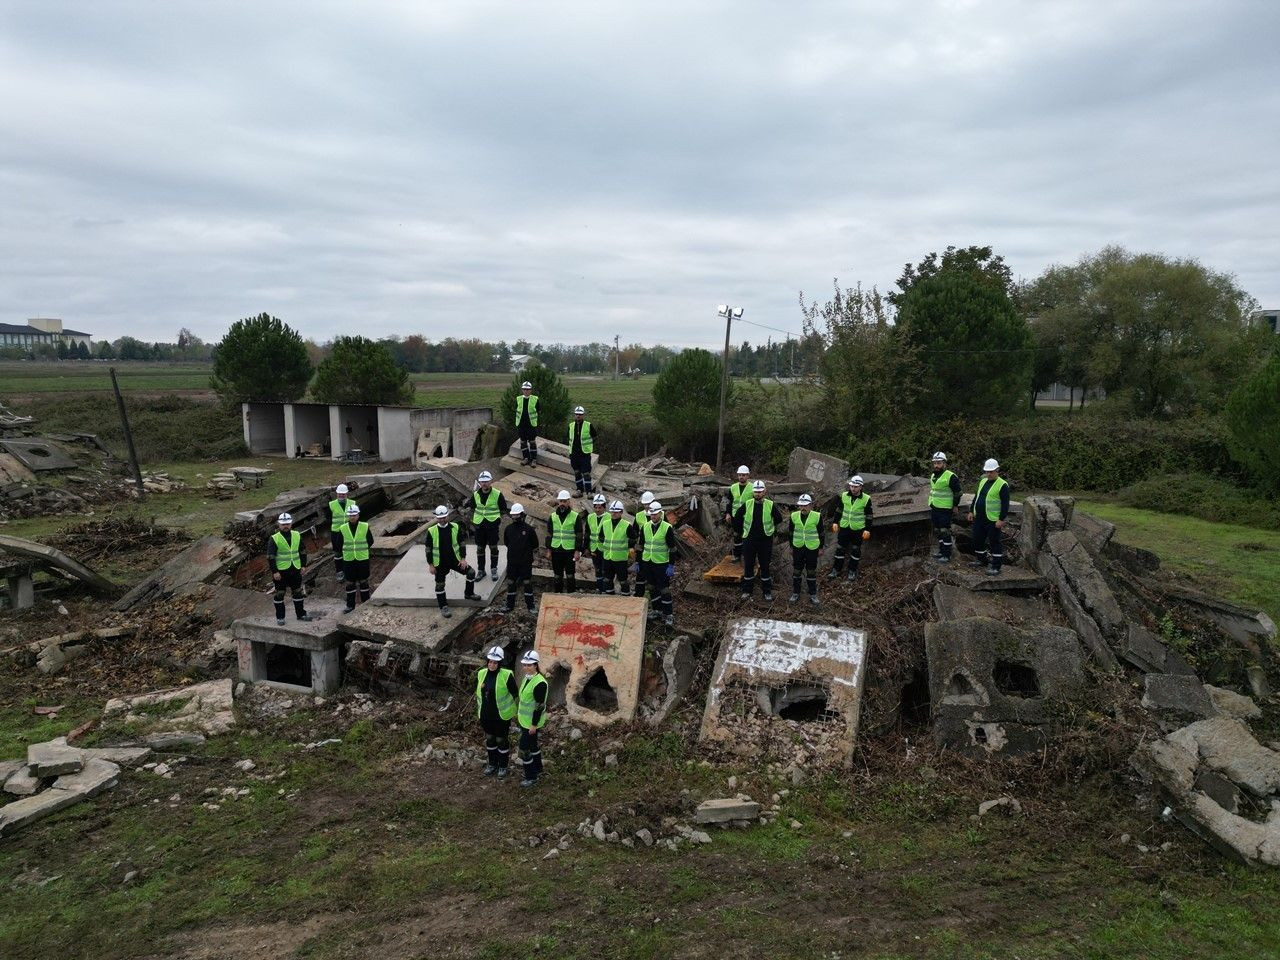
113, 535, 247, 612
0, 535, 118, 595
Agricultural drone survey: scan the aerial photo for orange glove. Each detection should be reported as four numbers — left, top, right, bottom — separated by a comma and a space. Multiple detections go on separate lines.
862, 530, 871, 541
831, 523, 839, 533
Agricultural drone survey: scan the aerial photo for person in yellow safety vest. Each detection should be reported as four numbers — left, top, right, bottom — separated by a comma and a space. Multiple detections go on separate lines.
600, 500, 638, 596
327, 483, 353, 583
568, 406, 598, 496
426, 504, 478, 619
828, 475, 874, 582
634, 491, 656, 598
515, 381, 539, 466
967, 458, 1010, 576
638, 501, 677, 626
467, 471, 508, 581
339, 502, 374, 612
929, 451, 963, 563
734, 480, 784, 601
723, 465, 753, 561
476, 645, 520, 779
517, 649, 549, 788
585, 493, 610, 592
788, 494, 825, 607
267, 512, 313, 625
545, 490, 586, 593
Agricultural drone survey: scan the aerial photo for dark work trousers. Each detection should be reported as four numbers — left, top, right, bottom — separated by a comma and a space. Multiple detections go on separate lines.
505, 562, 536, 612
473, 521, 500, 574
570, 452, 593, 495
272, 567, 307, 620
591, 551, 606, 592
832, 527, 864, 575
632, 559, 650, 598
729, 517, 744, 561
434, 559, 477, 609
518, 729, 543, 782
483, 716, 512, 771
518, 425, 538, 463
330, 532, 345, 580
931, 506, 955, 560
972, 519, 1004, 571
791, 547, 818, 598
344, 558, 371, 610
741, 539, 774, 597
602, 557, 630, 595
646, 563, 673, 619
550, 548, 577, 593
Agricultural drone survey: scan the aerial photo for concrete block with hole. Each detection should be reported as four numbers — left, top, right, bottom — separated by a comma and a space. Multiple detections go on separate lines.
925, 616, 1087, 755
532, 594, 648, 726
699, 617, 868, 768
232, 599, 346, 695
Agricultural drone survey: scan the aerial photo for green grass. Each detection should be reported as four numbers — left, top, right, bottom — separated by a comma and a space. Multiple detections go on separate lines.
0, 360, 212, 395
410, 371, 659, 422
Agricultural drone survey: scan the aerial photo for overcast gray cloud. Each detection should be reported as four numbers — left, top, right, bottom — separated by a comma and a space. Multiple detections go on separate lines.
2, 0, 1276, 348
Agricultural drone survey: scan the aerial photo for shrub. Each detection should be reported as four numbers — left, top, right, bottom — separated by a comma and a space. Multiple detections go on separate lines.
35, 395, 246, 462
211, 313, 312, 403
1117, 474, 1280, 531
496, 365, 572, 447
652, 348, 726, 461
312, 336, 413, 405
1224, 344, 1280, 495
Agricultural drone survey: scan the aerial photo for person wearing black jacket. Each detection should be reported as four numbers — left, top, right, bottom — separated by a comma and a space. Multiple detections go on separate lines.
734, 481, 786, 601
638, 502, 678, 626
567, 406, 598, 496
545, 490, 586, 593
502, 503, 540, 614
476, 645, 520, 779
467, 471, 508, 581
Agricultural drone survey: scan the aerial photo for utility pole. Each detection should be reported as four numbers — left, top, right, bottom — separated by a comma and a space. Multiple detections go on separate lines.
110, 367, 145, 499
614, 334, 619, 381
715, 305, 742, 473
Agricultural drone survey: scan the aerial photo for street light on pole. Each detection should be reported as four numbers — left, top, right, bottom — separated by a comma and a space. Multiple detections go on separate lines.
715, 304, 742, 473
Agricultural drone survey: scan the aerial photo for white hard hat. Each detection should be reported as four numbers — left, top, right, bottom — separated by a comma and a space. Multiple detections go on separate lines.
521, 649, 541, 665
797, 494, 812, 507
592, 493, 606, 506
521, 381, 532, 389
477, 470, 493, 483
434, 504, 450, 518
336, 484, 349, 495
277, 512, 293, 524
640, 491, 654, 505
931, 451, 947, 462
346, 503, 360, 516
609, 499, 624, 512
510, 503, 525, 516
647, 502, 663, 515
486, 645, 505, 662
574, 405, 585, 415
752, 480, 766, 493
983, 458, 1000, 471
850, 475, 864, 486
556, 489, 571, 501
736, 465, 750, 475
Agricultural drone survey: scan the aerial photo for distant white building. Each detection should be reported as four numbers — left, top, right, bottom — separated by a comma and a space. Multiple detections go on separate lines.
509, 354, 534, 372
1257, 308, 1279, 335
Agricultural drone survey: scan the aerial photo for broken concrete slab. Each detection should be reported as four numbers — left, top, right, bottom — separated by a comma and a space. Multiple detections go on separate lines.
1135, 577, 1277, 648
53, 758, 120, 798
81, 746, 152, 766
0, 787, 84, 837
1168, 717, 1280, 798
700, 618, 868, 768
645, 635, 695, 726
867, 485, 930, 527
1142, 674, 1218, 724
340, 603, 475, 653
0, 759, 25, 785
233, 599, 347, 695
535, 594, 648, 726
0, 438, 78, 471
4, 765, 40, 796
27, 740, 84, 777
939, 566, 1047, 593
1121, 623, 1195, 676
931, 582, 1060, 626
113, 535, 247, 611
926, 616, 1088, 755
103, 679, 236, 737
786, 447, 850, 498
368, 511, 437, 556
370, 547, 506, 607
0, 534, 118, 595
695, 798, 761, 824
501, 437, 602, 479
1017, 495, 1074, 556
1070, 510, 1116, 556
415, 426, 453, 463
1206, 685, 1262, 720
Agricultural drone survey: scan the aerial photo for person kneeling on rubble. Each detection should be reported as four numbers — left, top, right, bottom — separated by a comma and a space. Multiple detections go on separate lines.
477, 645, 519, 779
503, 503, 539, 615
340, 503, 374, 612
638, 501, 677, 626
268, 512, 313, 625
426, 504, 477, 618
517, 649, 549, 788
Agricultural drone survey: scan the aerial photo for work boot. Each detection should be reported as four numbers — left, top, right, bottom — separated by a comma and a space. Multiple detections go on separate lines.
931, 551, 945, 561
276, 617, 286, 626
483, 764, 496, 776
296, 612, 314, 622
937, 555, 950, 564
464, 588, 477, 601
810, 595, 820, 607
441, 606, 453, 619
520, 778, 537, 788
343, 605, 355, 614
491, 569, 499, 582
846, 571, 857, 582
789, 592, 799, 603
986, 566, 1000, 577
664, 614, 674, 627
497, 767, 509, 780
826, 568, 839, 580
762, 591, 773, 602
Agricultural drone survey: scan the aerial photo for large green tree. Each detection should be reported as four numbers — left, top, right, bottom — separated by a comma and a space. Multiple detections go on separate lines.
1224, 343, 1280, 493
653, 348, 727, 459
497, 363, 572, 438
894, 246, 1031, 419
211, 313, 312, 402
312, 336, 414, 405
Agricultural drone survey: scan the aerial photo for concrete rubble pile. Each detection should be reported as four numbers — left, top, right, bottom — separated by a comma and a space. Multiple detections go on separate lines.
0, 427, 147, 521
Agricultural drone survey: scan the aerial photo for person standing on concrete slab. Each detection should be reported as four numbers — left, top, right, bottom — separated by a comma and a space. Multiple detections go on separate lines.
340, 503, 374, 612
502, 503, 539, 615
638, 501, 677, 625
600, 499, 637, 595
723, 466, 753, 561
568, 406, 597, 496
328, 483, 353, 582
546, 490, 585, 593
929, 452, 963, 564
426, 504, 477, 618
476, 645, 519, 779
735, 480, 783, 601
468, 471, 507, 582
788, 495, 824, 606
828, 475, 873, 582
968, 458, 1010, 577
268, 512, 313, 625
515, 381, 539, 466
585, 493, 609, 592
517, 649, 549, 788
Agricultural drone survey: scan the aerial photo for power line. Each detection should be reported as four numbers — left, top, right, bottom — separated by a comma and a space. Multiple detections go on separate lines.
736, 317, 808, 340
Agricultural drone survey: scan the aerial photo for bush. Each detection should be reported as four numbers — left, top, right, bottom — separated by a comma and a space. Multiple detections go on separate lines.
1117, 474, 1280, 531
312, 336, 413, 405
496, 365, 572, 447
652, 348, 727, 461
211, 313, 312, 403
1224, 344, 1280, 494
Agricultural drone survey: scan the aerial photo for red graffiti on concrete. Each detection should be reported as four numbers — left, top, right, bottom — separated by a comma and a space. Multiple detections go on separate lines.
555, 619, 615, 649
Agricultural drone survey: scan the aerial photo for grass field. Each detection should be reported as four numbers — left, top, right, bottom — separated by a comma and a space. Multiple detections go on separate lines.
1, 360, 213, 397
411, 372, 658, 421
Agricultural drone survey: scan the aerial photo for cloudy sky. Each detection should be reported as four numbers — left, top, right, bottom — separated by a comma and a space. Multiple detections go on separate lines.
2, 1, 1276, 348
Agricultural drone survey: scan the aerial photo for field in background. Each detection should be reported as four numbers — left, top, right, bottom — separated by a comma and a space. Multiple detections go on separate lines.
1, 361, 213, 397
411, 371, 657, 420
